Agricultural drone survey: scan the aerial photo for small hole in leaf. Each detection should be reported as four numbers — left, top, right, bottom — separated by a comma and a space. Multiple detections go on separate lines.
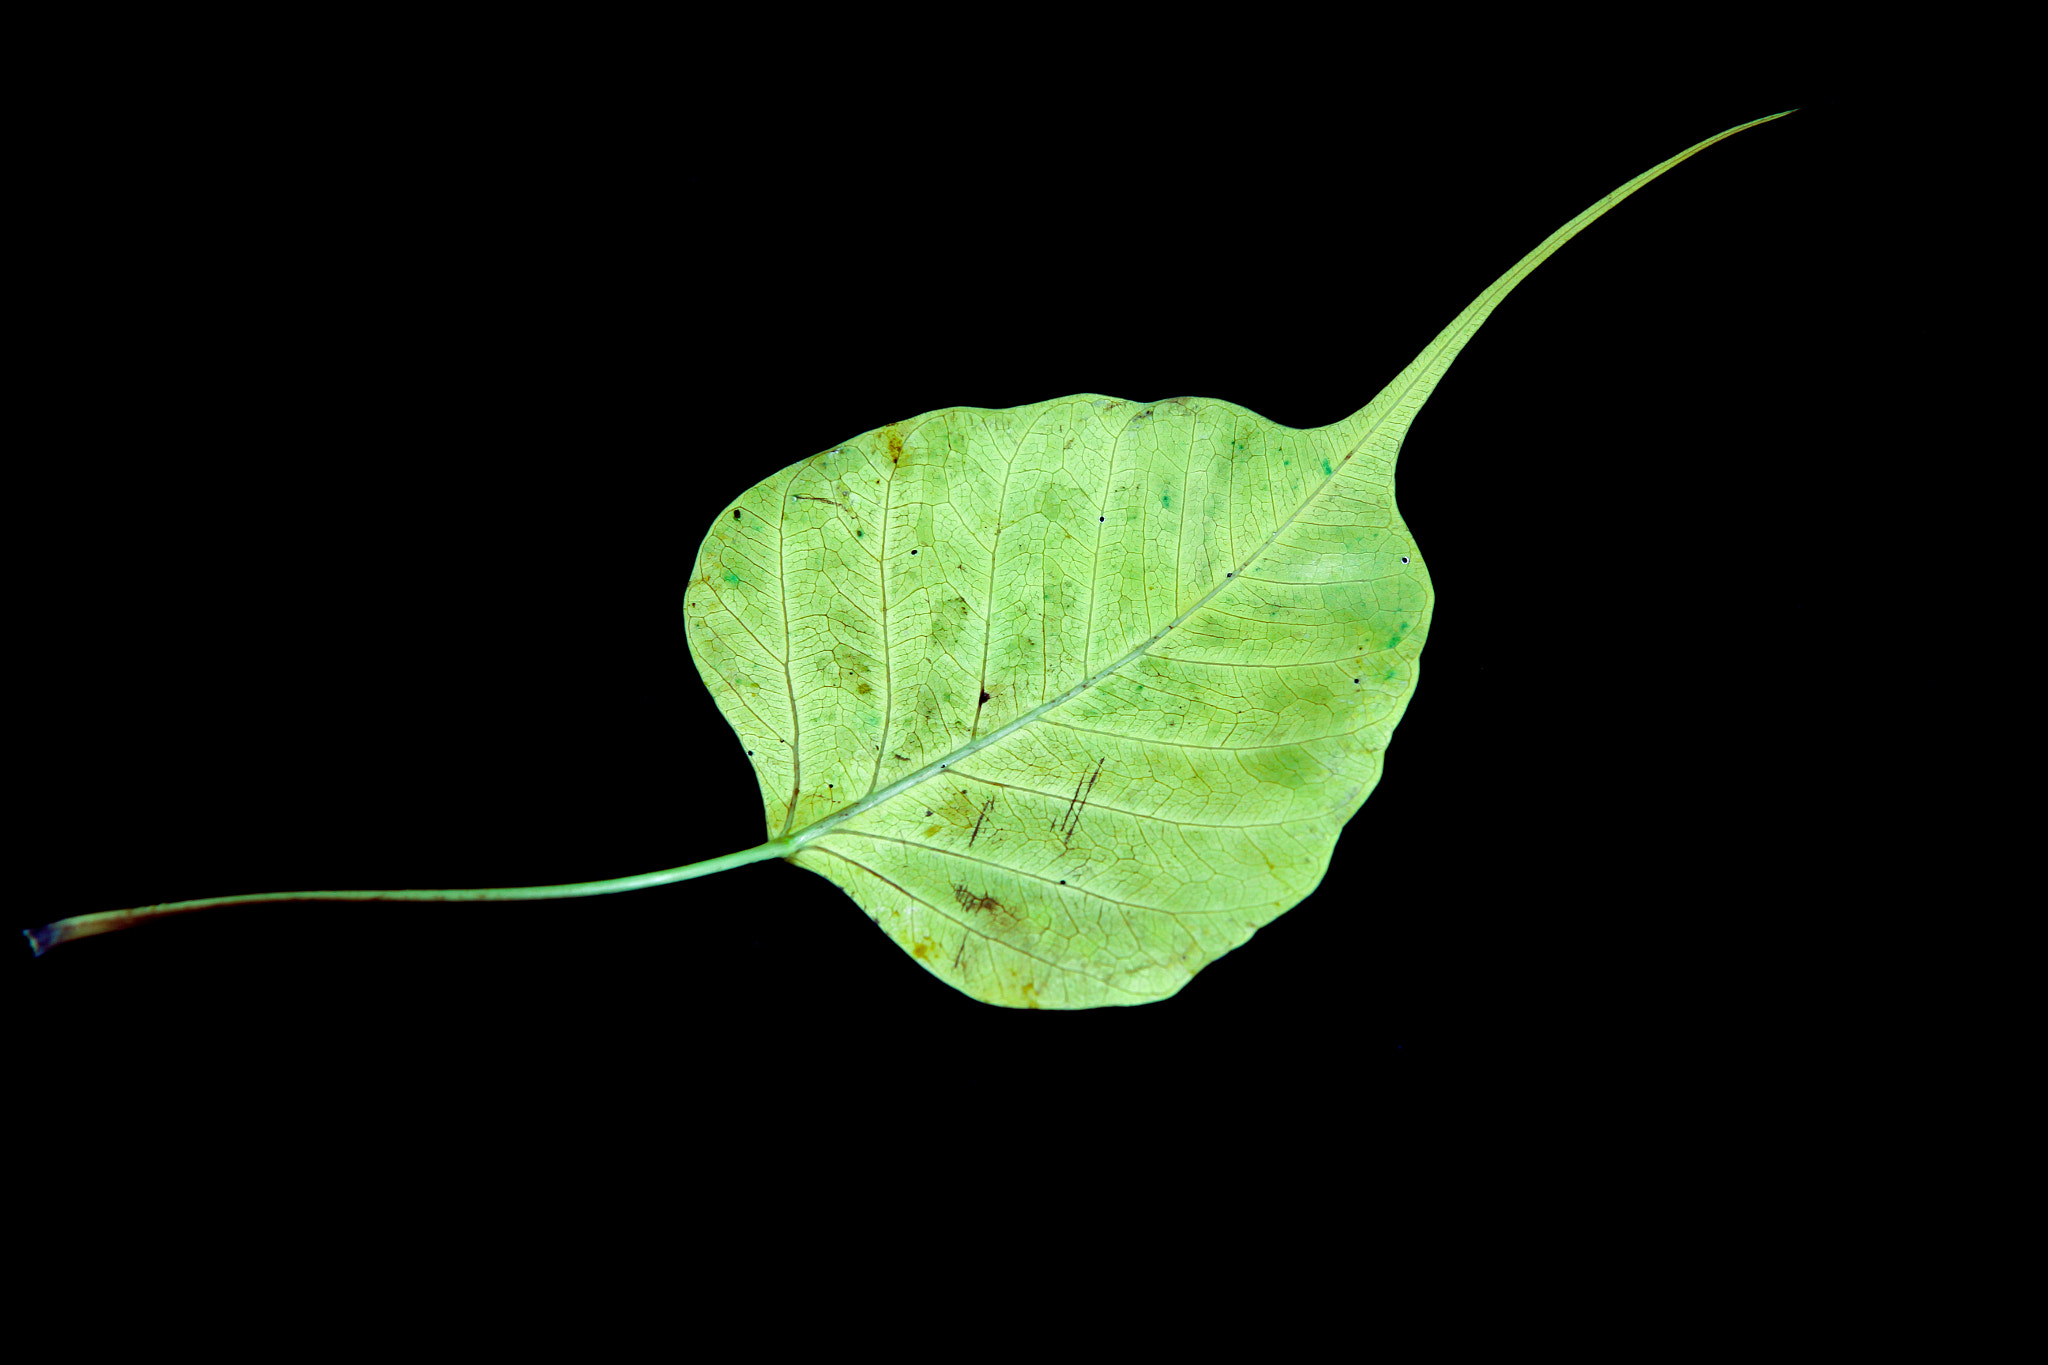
732, 509, 742, 520
1226, 572, 1233, 577
1099, 516, 1106, 522
1059, 880, 1066, 885
979, 691, 990, 705
911, 549, 919, 555
1401, 556, 1409, 563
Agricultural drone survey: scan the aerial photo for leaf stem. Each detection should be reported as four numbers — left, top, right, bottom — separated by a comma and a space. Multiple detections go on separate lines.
20, 838, 796, 956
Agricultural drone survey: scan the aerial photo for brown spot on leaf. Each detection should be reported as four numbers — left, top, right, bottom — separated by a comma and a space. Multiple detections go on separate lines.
953, 885, 1010, 924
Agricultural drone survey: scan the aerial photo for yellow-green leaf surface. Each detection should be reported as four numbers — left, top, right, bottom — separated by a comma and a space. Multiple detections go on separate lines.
685, 111, 1789, 1008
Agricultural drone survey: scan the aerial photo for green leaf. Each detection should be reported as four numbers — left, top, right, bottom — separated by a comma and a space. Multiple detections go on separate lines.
685, 111, 1793, 1008
20, 111, 1790, 984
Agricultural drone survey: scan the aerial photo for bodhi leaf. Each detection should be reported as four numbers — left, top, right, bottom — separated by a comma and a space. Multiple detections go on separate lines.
685, 111, 1791, 1009
19, 112, 1789, 986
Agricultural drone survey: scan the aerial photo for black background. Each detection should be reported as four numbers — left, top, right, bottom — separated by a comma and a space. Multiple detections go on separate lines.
16, 60, 1843, 1115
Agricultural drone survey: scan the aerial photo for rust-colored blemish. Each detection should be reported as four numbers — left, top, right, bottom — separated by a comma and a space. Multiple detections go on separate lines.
885, 425, 905, 464
968, 795, 995, 848
954, 885, 1008, 922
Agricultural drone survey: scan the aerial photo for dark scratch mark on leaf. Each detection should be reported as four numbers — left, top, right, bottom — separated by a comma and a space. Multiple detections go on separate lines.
1055, 756, 1105, 849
